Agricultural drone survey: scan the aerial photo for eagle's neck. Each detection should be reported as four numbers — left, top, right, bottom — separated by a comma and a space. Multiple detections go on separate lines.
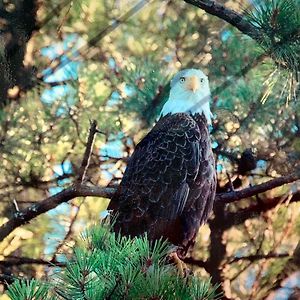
160, 90, 212, 124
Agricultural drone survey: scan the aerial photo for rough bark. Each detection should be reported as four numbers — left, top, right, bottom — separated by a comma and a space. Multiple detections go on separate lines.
0, 0, 38, 106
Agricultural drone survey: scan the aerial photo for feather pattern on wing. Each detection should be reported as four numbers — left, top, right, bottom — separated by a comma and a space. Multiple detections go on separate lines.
109, 112, 216, 251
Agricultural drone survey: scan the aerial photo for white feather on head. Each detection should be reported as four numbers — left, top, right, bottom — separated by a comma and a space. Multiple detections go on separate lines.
160, 69, 212, 124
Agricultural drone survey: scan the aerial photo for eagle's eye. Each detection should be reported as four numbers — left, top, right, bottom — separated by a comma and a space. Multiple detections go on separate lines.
200, 78, 204, 83
179, 77, 185, 83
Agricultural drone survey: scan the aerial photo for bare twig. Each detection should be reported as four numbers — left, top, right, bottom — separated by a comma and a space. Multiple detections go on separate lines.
51, 201, 84, 260
13, 199, 19, 212
77, 120, 98, 183
226, 171, 234, 192
227, 253, 290, 264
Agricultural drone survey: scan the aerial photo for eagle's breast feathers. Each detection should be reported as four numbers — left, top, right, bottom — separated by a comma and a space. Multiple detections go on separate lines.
109, 112, 216, 250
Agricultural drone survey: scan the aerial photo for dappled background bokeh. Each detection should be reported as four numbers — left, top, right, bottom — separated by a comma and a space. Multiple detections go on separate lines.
0, 0, 299, 299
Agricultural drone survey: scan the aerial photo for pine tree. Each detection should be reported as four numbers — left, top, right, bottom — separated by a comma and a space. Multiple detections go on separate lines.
1, 0, 300, 299
6, 222, 220, 300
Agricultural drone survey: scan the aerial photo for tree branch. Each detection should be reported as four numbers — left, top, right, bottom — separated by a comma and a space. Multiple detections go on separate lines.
222, 190, 300, 230
0, 168, 299, 242
183, 0, 261, 42
227, 253, 290, 264
0, 185, 115, 242
0, 118, 299, 242
0, 121, 114, 242
216, 169, 300, 203
0, 256, 66, 267
77, 120, 98, 183
183, 256, 208, 271
51, 201, 83, 260
0, 274, 16, 285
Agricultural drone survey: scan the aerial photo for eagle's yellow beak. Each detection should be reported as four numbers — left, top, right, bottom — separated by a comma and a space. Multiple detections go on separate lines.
186, 76, 199, 93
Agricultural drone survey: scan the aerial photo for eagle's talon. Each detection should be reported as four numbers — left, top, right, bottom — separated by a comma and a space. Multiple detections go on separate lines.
169, 251, 190, 278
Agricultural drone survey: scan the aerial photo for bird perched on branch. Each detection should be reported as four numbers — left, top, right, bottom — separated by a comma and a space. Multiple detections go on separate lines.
109, 69, 216, 256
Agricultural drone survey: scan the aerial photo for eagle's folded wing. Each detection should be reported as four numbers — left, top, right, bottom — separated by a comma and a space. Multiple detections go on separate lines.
109, 114, 209, 240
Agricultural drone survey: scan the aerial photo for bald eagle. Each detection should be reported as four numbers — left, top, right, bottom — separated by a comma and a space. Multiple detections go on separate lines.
109, 69, 216, 255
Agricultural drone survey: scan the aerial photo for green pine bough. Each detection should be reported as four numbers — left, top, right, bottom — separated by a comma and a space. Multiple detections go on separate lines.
246, 0, 300, 73
6, 223, 220, 300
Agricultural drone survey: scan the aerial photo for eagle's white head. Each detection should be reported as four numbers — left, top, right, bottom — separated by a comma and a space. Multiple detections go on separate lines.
160, 69, 212, 124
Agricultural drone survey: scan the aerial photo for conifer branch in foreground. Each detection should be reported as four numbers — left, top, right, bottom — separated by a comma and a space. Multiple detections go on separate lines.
6, 224, 221, 300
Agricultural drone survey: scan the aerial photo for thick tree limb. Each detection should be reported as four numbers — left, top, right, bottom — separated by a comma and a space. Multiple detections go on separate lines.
216, 170, 300, 204
0, 184, 115, 242
0, 169, 299, 242
222, 190, 300, 230
183, 0, 261, 42
0, 0, 38, 106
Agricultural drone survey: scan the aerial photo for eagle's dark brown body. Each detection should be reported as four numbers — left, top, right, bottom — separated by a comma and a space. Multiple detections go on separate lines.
108, 113, 216, 253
